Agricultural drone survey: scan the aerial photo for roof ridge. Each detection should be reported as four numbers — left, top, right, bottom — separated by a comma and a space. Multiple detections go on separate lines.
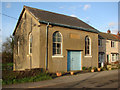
100, 32, 116, 35
24, 5, 80, 19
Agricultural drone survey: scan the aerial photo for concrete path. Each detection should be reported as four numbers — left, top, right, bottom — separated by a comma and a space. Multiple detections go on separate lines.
2, 69, 119, 88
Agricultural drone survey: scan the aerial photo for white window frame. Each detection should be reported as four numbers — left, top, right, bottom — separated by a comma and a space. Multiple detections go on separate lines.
85, 36, 91, 56
99, 53, 104, 63
111, 41, 115, 48
52, 31, 63, 57
98, 39, 102, 47
111, 54, 118, 62
29, 33, 32, 55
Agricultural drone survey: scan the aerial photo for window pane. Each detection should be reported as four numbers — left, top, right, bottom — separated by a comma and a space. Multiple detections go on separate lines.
57, 49, 61, 54
53, 32, 62, 55
57, 37, 61, 42
53, 33, 57, 37
30, 42, 32, 47
29, 34, 32, 54
30, 48, 32, 53
53, 48, 56, 55
53, 43, 56, 48
87, 50, 89, 54
98, 40, 100, 46
87, 46, 89, 50
85, 36, 90, 55
58, 33, 61, 37
53, 37, 57, 42
98, 55, 100, 62
30, 37, 32, 43
113, 42, 114, 47
88, 39, 90, 45
30, 56, 32, 61
57, 43, 61, 48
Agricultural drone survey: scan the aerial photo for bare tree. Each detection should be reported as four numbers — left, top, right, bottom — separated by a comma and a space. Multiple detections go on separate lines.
2, 35, 14, 63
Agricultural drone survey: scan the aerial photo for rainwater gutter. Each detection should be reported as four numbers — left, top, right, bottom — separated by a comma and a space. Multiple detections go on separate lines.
38, 20, 99, 33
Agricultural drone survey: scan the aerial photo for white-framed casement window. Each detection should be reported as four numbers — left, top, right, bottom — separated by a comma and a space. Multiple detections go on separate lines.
85, 36, 91, 56
29, 33, 32, 54
111, 41, 115, 48
111, 53, 118, 62
17, 41, 20, 55
53, 31, 62, 56
99, 53, 104, 63
98, 39, 102, 47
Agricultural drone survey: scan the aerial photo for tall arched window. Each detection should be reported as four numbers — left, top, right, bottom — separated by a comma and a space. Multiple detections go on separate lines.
29, 33, 32, 54
85, 36, 91, 56
17, 40, 20, 55
53, 31, 62, 55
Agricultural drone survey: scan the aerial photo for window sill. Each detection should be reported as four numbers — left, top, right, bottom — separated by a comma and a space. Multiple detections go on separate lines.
111, 61, 116, 62
111, 47, 115, 48
52, 55, 64, 58
84, 55, 92, 58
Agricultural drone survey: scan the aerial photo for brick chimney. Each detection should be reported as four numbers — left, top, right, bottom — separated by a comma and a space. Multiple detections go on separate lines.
107, 29, 111, 33
117, 31, 120, 37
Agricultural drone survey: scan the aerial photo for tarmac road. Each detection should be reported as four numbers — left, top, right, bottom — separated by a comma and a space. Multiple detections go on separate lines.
43, 70, 119, 88
3, 69, 120, 89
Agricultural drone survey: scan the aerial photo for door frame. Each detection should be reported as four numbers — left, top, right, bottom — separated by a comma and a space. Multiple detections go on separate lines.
107, 54, 109, 64
67, 50, 82, 71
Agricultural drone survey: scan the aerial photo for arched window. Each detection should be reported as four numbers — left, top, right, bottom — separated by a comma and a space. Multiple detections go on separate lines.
85, 36, 91, 56
29, 33, 32, 54
53, 31, 62, 55
17, 40, 20, 55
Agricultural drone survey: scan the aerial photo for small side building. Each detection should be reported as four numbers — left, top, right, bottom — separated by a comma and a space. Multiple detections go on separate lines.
98, 30, 120, 67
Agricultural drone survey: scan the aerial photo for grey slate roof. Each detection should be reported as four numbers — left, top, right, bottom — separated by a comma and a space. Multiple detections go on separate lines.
24, 6, 99, 33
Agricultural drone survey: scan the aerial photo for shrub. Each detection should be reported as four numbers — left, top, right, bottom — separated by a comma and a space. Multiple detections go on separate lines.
2, 68, 52, 85
93, 67, 97, 72
82, 67, 87, 70
88, 67, 92, 71
118, 65, 120, 69
100, 67, 107, 71
111, 68, 115, 70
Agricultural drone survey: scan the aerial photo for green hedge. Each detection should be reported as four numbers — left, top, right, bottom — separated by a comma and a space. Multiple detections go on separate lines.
2, 68, 52, 85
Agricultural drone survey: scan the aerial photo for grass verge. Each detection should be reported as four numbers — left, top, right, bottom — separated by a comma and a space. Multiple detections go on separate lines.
2, 72, 52, 85
2, 63, 52, 85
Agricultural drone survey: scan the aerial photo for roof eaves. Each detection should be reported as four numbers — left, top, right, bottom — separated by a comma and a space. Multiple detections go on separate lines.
106, 38, 119, 41
38, 20, 99, 33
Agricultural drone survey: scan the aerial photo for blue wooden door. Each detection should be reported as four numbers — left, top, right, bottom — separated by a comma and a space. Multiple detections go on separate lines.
67, 51, 81, 71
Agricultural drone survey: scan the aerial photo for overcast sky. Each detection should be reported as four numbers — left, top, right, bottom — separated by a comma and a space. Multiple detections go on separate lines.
1, 2, 118, 42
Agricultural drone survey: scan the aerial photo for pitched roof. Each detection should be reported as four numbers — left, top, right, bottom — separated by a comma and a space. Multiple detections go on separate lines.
98, 32, 120, 41
23, 6, 99, 33
112, 34, 120, 41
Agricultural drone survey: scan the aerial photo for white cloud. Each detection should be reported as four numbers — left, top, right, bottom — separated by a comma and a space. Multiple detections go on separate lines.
107, 22, 117, 30
108, 22, 117, 27
83, 4, 91, 11
79, 5, 82, 7
112, 29, 118, 34
70, 14, 77, 17
6, 3, 11, 8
